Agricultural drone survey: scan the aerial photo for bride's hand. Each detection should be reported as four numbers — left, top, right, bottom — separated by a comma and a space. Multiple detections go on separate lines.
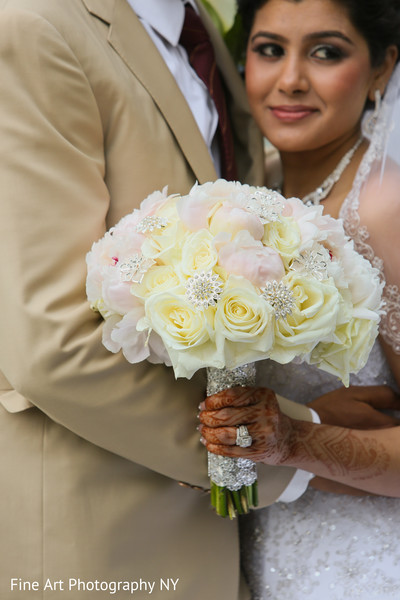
198, 386, 295, 465
308, 385, 400, 429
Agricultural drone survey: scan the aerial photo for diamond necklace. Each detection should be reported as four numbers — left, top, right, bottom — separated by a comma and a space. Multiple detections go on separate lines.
287, 136, 364, 206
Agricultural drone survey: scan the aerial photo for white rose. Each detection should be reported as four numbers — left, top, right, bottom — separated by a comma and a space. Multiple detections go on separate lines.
143, 291, 224, 378
131, 265, 183, 299
309, 317, 379, 385
337, 240, 383, 311
263, 217, 302, 265
139, 197, 187, 262
141, 221, 187, 263
269, 272, 342, 363
145, 291, 214, 351
181, 230, 218, 275
214, 277, 275, 367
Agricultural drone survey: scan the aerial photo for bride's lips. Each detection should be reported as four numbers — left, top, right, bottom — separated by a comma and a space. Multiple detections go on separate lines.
270, 105, 318, 122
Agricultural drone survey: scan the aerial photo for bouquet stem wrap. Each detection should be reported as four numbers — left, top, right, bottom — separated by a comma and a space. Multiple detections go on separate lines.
206, 363, 258, 518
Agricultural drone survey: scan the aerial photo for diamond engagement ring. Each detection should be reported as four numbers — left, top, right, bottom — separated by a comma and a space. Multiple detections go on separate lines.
236, 425, 252, 448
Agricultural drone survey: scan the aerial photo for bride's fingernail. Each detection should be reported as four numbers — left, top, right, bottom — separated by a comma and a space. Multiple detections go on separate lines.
198, 401, 205, 411
200, 437, 206, 445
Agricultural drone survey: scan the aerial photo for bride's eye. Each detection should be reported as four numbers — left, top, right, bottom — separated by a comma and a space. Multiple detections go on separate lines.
311, 44, 344, 60
252, 42, 284, 59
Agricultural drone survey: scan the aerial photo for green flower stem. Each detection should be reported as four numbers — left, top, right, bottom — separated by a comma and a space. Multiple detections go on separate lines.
252, 481, 259, 507
210, 481, 258, 519
231, 490, 245, 515
211, 482, 217, 509
216, 485, 227, 518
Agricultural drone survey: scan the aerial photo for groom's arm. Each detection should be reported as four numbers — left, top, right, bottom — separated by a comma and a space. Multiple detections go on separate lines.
0, 7, 315, 509
0, 8, 210, 487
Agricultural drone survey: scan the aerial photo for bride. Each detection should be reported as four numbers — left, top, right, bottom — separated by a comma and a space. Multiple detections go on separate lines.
200, 0, 400, 597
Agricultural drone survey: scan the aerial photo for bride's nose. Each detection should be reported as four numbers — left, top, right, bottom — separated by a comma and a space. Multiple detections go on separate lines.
277, 55, 309, 95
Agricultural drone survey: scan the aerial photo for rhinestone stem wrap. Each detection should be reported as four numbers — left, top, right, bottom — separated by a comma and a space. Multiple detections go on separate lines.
206, 364, 258, 518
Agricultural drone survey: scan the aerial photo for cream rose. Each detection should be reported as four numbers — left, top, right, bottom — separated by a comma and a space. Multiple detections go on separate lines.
309, 317, 379, 385
214, 277, 275, 367
141, 221, 187, 262
143, 292, 223, 378
336, 240, 383, 311
137, 194, 187, 262
145, 291, 214, 350
181, 230, 218, 275
131, 264, 183, 299
263, 217, 302, 265
268, 272, 342, 363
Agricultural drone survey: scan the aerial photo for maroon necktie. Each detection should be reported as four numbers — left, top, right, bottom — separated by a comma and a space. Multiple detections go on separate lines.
179, 4, 238, 181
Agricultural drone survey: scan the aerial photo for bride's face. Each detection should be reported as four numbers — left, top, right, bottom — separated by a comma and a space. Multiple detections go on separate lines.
245, 0, 379, 153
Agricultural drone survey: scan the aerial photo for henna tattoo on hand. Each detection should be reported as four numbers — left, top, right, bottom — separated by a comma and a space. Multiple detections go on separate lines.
289, 423, 390, 481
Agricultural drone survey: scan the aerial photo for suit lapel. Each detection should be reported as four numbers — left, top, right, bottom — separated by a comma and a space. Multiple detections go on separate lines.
82, 0, 217, 183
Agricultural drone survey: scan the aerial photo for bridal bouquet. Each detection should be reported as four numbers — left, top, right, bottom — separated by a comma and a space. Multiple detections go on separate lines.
86, 180, 382, 517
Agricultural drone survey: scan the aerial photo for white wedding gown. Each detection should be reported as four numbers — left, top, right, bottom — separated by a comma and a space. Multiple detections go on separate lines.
241, 342, 400, 599
240, 106, 400, 599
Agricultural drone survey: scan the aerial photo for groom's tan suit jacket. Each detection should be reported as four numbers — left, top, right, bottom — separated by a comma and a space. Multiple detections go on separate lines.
0, 1, 312, 598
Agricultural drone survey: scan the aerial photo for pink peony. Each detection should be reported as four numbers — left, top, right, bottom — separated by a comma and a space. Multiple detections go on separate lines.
210, 204, 264, 240
218, 231, 285, 287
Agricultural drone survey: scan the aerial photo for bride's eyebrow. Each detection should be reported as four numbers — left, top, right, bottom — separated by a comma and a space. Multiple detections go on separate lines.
250, 30, 354, 46
250, 32, 286, 44
305, 30, 355, 45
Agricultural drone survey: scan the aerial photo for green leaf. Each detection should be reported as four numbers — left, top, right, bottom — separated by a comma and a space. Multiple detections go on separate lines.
200, 0, 226, 35
200, 0, 247, 68
224, 12, 247, 67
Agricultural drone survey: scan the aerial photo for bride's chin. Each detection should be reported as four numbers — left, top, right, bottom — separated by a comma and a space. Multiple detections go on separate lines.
259, 125, 318, 154
267, 136, 319, 155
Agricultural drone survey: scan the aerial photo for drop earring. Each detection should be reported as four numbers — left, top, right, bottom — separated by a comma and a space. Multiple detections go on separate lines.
364, 89, 382, 137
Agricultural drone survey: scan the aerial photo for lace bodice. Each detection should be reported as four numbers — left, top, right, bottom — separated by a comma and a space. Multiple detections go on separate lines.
340, 109, 400, 353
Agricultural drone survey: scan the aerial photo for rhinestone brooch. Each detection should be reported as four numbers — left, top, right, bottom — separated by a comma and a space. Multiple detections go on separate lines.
119, 254, 155, 283
185, 270, 223, 309
290, 250, 329, 281
262, 280, 295, 319
246, 189, 284, 223
136, 216, 169, 234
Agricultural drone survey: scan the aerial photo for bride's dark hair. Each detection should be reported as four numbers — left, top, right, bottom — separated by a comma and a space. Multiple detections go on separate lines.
237, 0, 400, 67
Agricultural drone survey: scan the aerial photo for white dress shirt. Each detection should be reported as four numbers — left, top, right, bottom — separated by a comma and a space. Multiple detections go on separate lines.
127, 0, 220, 174
127, 0, 315, 502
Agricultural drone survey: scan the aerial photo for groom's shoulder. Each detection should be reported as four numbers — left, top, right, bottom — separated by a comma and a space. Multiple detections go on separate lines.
0, 0, 110, 48
0, 0, 101, 24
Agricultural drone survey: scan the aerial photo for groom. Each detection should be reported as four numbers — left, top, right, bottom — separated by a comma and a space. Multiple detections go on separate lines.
0, 0, 319, 598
